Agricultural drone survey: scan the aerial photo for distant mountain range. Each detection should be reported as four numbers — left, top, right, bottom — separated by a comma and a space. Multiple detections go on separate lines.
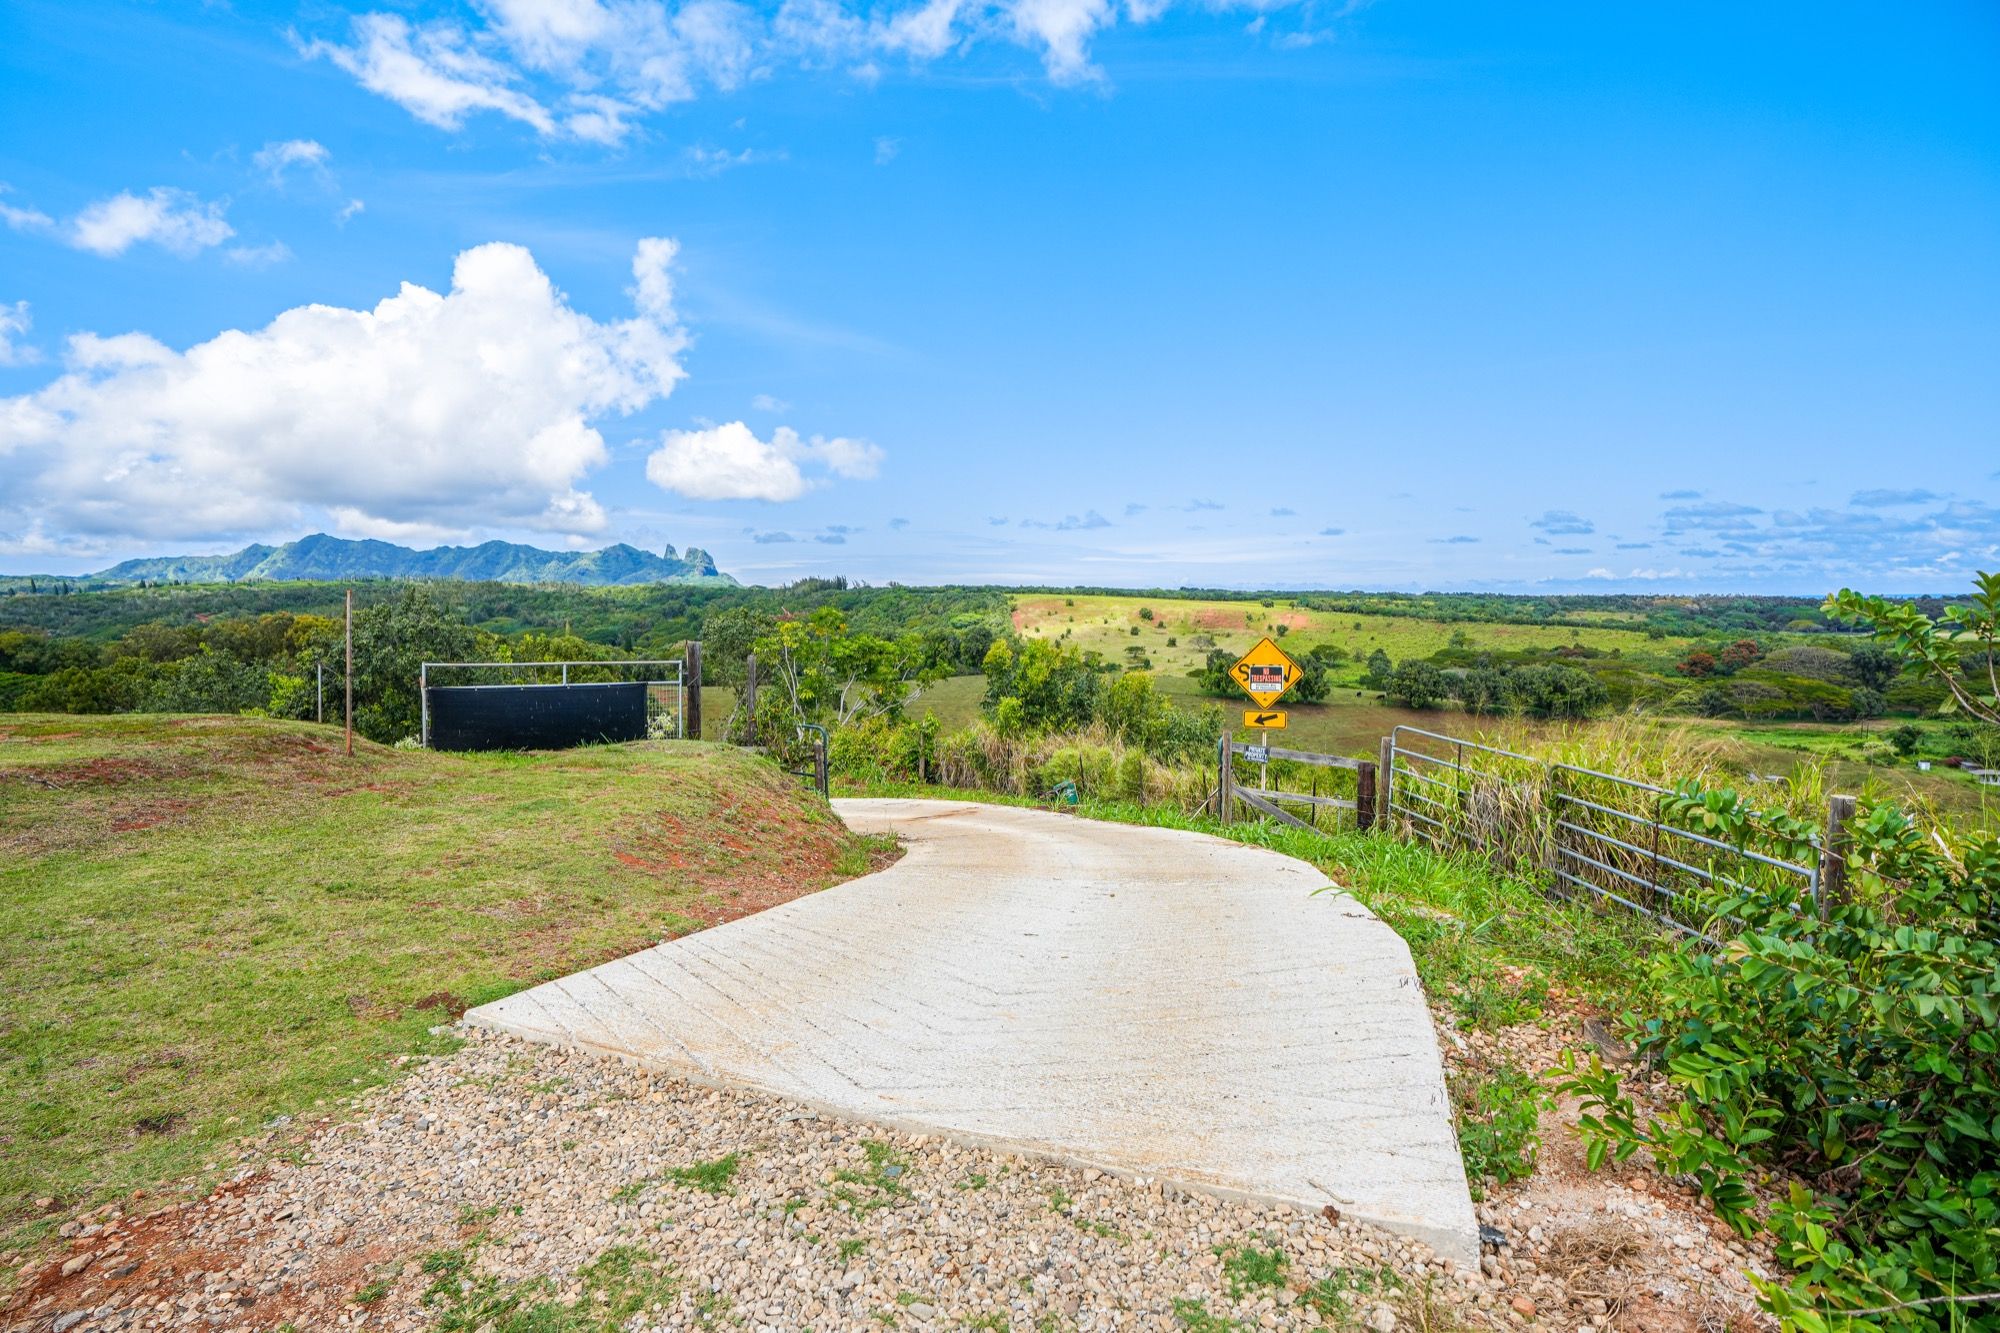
73, 534, 736, 587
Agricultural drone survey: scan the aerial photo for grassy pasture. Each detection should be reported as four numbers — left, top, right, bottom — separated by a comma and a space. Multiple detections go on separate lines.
1008, 592, 1699, 683
0, 715, 881, 1269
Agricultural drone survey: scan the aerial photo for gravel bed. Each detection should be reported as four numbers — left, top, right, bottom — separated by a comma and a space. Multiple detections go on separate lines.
16, 1031, 1495, 1332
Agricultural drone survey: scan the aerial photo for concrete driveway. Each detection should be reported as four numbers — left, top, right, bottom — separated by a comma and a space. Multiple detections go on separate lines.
465, 798, 1477, 1266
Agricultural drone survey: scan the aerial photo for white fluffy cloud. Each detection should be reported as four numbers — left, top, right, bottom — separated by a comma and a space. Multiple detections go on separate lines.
304, 13, 558, 134
69, 188, 234, 258
307, 0, 1326, 141
0, 301, 37, 367
252, 139, 331, 185
0, 239, 686, 543
646, 421, 883, 501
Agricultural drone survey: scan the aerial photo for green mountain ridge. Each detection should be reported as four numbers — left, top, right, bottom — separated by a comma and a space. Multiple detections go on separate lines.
61, 534, 736, 588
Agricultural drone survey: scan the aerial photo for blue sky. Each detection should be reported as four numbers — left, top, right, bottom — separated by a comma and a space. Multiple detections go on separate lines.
1, 0, 1995, 592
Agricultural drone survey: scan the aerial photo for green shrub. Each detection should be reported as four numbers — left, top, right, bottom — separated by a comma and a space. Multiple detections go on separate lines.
1559, 793, 2000, 1330
1453, 1063, 1546, 1199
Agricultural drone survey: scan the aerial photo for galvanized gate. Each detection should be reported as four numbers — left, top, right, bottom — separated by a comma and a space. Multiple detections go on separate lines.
1383, 725, 1823, 938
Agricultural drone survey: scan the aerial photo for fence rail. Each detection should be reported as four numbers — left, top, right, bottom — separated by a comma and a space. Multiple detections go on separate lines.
1384, 725, 1830, 939
1217, 738, 1376, 832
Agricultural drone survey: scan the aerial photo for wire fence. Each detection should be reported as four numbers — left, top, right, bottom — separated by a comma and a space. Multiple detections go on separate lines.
1385, 725, 1823, 940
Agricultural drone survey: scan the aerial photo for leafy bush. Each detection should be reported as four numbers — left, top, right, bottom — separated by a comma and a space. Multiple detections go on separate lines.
1559, 792, 2000, 1331
1453, 1064, 1547, 1200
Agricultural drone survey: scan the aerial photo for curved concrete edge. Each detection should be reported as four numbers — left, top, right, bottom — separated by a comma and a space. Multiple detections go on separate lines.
464, 796, 1480, 1271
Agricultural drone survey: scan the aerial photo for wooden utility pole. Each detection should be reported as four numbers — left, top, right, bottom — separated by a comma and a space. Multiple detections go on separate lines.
1818, 794, 1857, 917
684, 640, 703, 741
343, 589, 354, 757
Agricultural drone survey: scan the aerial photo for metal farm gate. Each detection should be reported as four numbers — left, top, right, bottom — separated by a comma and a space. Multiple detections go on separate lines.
421, 659, 687, 752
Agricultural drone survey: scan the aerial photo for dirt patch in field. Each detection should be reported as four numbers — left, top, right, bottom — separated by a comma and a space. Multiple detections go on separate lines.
1192, 607, 1255, 630
0, 756, 182, 791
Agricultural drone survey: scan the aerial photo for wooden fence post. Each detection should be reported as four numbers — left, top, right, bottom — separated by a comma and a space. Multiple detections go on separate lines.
741, 652, 758, 744
1218, 738, 1234, 825
1356, 759, 1376, 831
1818, 794, 1857, 917
1377, 735, 1394, 829
684, 640, 703, 741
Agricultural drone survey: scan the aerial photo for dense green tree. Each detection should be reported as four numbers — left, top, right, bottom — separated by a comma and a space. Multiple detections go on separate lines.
1504, 664, 1609, 719
1384, 661, 1447, 709
1845, 643, 1900, 692
1365, 649, 1393, 689
1455, 667, 1511, 715
982, 638, 1101, 732
350, 586, 480, 742
137, 646, 271, 714
701, 605, 776, 685
754, 607, 941, 734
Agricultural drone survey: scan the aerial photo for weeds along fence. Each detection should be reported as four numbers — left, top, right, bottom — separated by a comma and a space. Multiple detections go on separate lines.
1383, 724, 1838, 939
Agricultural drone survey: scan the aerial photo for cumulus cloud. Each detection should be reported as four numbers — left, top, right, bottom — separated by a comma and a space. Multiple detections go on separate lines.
0, 301, 38, 367
645, 421, 883, 501
304, 0, 1348, 142
70, 188, 234, 258
0, 237, 686, 544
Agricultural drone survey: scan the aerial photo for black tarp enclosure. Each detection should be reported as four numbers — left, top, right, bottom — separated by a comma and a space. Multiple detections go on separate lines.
420, 660, 685, 751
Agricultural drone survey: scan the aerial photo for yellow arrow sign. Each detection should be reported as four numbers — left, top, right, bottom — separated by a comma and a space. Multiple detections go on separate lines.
1229, 636, 1303, 708
1243, 710, 1287, 729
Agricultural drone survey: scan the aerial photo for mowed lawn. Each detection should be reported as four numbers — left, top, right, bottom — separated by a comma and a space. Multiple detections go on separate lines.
0, 714, 882, 1267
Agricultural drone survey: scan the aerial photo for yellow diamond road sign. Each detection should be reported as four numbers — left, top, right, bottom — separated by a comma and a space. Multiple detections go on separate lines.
1230, 636, 1303, 709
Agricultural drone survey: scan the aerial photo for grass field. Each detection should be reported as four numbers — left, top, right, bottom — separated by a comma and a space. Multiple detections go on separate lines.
911, 668, 2000, 828
0, 715, 882, 1273
1008, 592, 1702, 683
